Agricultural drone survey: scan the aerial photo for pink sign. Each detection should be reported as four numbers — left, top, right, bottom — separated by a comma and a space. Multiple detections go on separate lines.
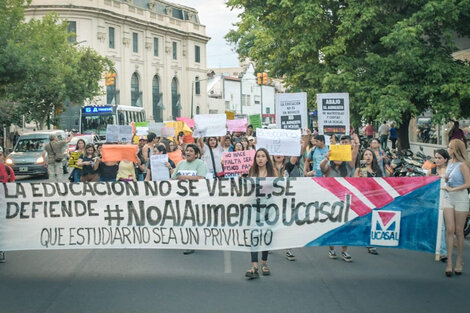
223, 149, 256, 175
176, 117, 195, 128
227, 118, 248, 133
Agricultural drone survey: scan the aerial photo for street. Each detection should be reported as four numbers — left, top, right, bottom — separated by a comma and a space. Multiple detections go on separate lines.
1, 174, 470, 313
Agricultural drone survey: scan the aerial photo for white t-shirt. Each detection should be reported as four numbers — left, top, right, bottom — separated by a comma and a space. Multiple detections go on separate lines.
378, 124, 390, 136
202, 143, 223, 174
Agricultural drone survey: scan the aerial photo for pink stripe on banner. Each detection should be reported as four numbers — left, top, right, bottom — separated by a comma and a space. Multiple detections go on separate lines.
382, 177, 439, 196
344, 178, 394, 209
312, 178, 372, 217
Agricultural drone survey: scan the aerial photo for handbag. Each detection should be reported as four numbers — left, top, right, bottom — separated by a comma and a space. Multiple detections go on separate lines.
208, 145, 223, 178
49, 142, 63, 163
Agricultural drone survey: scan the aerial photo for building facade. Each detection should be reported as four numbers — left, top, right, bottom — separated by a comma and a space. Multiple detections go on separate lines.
25, 0, 210, 129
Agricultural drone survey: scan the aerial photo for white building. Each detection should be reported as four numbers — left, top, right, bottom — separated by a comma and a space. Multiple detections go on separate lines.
208, 63, 277, 124
25, 0, 210, 129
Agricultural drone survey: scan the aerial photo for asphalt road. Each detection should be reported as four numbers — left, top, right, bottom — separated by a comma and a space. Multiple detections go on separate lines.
1, 174, 469, 313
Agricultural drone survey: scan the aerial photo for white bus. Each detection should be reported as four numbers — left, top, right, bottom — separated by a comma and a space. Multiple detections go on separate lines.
79, 105, 146, 139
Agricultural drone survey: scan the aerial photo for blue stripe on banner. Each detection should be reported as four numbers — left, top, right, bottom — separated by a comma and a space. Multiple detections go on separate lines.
305, 179, 440, 253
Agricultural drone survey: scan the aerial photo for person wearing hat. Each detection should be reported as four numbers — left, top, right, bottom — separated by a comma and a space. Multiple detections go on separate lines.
0, 146, 15, 263
247, 136, 256, 150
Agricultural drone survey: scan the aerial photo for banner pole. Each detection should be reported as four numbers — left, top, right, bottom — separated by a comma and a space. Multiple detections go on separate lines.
435, 177, 445, 261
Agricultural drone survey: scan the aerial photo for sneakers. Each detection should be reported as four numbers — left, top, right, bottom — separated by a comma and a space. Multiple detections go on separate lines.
286, 249, 296, 261
183, 249, 195, 255
367, 247, 378, 255
0, 251, 5, 263
328, 249, 337, 259
341, 251, 352, 262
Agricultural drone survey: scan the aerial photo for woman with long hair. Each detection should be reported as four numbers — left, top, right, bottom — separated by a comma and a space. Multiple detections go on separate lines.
76, 143, 99, 182
198, 136, 224, 178
245, 148, 276, 279
71, 138, 86, 182
369, 138, 387, 175
145, 145, 175, 181
442, 139, 470, 276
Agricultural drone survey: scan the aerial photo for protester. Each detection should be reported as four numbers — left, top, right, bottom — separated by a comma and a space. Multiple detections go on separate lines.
70, 138, 86, 182
448, 121, 467, 148
0, 146, 15, 263
240, 137, 249, 150
136, 138, 147, 181
245, 148, 276, 279
247, 136, 256, 150
442, 139, 470, 276
168, 140, 178, 153
304, 134, 328, 177
145, 145, 175, 181
95, 157, 118, 182
233, 141, 244, 152
222, 135, 234, 152
198, 137, 223, 178
378, 121, 390, 150
427, 149, 450, 262
369, 138, 387, 176
389, 123, 398, 150
42, 133, 72, 182
77, 143, 99, 182
143, 133, 158, 162
364, 122, 375, 139
246, 124, 254, 137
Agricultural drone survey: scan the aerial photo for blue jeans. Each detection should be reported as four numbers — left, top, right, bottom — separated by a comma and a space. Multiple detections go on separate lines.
73, 168, 81, 183
100, 177, 116, 182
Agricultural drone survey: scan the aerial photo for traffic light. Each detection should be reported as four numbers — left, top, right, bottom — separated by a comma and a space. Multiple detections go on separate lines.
262, 72, 268, 84
105, 72, 116, 86
257, 72, 262, 85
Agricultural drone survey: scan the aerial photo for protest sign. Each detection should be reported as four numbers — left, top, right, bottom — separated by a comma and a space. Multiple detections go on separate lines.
135, 127, 149, 136
317, 93, 350, 135
182, 134, 195, 144
150, 154, 170, 181
106, 125, 133, 143
276, 92, 307, 130
167, 150, 183, 165
161, 127, 175, 138
227, 118, 248, 133
165, 121, 192, 135
223, 150, 256, 176
135, 122, 148, 127
0, 177, 440, 253
256, 128, 301, 156
193, 114, 227, 137
68, 151, 82, 168
176, 117, 195, 128
147, 122, 164, 136
101, 144, 137, 163
329, 145, 352, 162
249, 114, 262, 129
225, 111, 235, 120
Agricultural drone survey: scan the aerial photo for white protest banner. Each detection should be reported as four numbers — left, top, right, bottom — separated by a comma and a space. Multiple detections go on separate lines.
193, 114, 227, 137
161, 127, 175, 137
150, 155, 170, 181
136, 127, 149, 136
0, 177, 440, 252
256, 128, 301, 156
316, 93, 350, 136
223, 150, 256, 176
147, 122, 164, 136
276, 92, 307, 130
106, 125, 133, 143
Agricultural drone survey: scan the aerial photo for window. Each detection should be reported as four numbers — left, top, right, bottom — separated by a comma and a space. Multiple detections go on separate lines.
67, 21, 76, 43
109, 27, 115, 49
172, 42, 177, 60
153, 37, 159, 57
266, 107, 271, 114
131, 73, 140, 106
195, 77, 200, 95
196, 106, 200, 114
195, 45, 200, 63
133, 32, 138, 53
152, 75, 163, 122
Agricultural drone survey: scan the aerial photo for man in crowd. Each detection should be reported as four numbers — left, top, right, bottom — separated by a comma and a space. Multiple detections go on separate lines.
378, 121, 390, 150
0, 146, 15, 263
42, 134, 72, 182
365, 122, 374, 139
303, 134, 329, 177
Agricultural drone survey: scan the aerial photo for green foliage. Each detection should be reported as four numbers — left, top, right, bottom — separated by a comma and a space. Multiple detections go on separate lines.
226, 0, 470, 146
0, 2, 113, 128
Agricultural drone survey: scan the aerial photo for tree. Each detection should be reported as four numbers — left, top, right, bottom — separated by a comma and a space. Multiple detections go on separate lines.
226, 0, 470, 149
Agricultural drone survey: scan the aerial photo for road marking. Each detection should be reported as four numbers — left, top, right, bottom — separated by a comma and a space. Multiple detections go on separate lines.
224, 251, 232, 273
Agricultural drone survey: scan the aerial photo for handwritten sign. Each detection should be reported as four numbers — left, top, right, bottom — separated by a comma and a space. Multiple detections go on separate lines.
101, 144, 137, 163
150, 154, 170, 181
223, 150, 255, 175
329, 145, 352, 162
106, 125, 133, 143
176, 117, 195, 128
227, 118, 248, 133
161, 127, 175, 137
256, 128, 301, 156
249, 114, 262, 129
276, 92, 307, 130
147, 122, 164, 136
135, 126, 149, 136
194, 114, 227, 137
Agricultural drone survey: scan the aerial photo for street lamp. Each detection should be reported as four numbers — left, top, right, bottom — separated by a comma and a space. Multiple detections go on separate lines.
238, 73, 244, 114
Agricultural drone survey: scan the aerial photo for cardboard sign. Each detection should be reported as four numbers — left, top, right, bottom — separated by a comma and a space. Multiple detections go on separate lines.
168, 150, 183, 166
176, 117, 195, 128
225, 111, 235, 120
249, 114, 262, 129
256, 128, 301, 156
101, 144, 137, 163
329, 145, 352, 162
194, 114, 227, 137
150, 154, 170, 181
222, 150, 256, 175
227, 118, 248, 133
276, 92, 307, 130
161, 127, 175, 137
106, 125, 133, 143
316, 93, 350, 135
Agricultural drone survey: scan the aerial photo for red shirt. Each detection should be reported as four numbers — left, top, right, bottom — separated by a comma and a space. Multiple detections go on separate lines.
0, 163, 15, 182
365, 124, 374, 136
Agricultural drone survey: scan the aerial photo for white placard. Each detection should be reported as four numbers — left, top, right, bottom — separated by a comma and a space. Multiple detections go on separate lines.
150, 154, 170, 181
193, 114, 227, 137
136, 127, 149, 136
161, 127, 175, 137
276, 92, 307, 130
147, 122, 164, 136
316, 93, 350, 136
256, 128, 301, 156
106, 125, 133, 143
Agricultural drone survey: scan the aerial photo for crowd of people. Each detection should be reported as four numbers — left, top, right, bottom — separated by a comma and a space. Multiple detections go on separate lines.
0, 123, 469, 280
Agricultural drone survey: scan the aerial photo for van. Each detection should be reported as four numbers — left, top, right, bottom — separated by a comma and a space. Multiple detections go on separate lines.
5, 130, 68, 178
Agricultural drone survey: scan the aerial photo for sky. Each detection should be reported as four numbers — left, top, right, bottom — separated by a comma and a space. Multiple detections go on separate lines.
175, 0, 242, 68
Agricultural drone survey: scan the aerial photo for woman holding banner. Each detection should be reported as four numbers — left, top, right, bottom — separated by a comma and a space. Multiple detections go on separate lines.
442, 139, 470, 276
245, 148, 276, 279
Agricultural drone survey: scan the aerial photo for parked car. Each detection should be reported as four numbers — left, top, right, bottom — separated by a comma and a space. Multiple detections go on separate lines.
67, 134, 101, 153
5, 130, 68, 178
